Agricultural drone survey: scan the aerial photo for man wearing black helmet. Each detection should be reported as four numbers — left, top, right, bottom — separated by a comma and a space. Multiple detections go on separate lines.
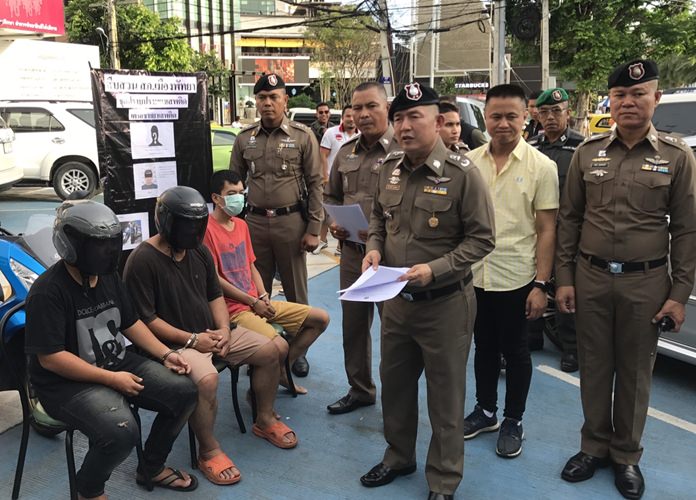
124, 186, 297, 488
25, 200, 199, 498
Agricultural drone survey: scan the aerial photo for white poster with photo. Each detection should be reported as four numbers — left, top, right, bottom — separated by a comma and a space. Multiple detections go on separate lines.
116, 212, 149, 251
133, 161, 178, 200
130, 121, 176, 159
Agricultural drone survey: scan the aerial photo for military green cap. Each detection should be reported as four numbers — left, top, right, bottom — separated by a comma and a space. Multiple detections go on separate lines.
535, 88, 569, 107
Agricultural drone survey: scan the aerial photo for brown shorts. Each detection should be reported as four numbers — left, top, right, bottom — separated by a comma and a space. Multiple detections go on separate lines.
178, 325, 271, 384
231, 300, 311, 339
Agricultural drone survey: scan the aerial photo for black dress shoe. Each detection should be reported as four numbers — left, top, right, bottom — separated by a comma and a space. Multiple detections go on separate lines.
292, 355, 309, 377
327, 394, 375, 415
561, 352, 579, 372
360, 462, 416, 487
561, 451, 610, 482
614, 464, 644, 499
427, 492, 454, 500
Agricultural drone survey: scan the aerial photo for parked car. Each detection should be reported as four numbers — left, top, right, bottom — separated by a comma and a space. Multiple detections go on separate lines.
211, 125, 240, 171
589, 113, 613, 135
287, 107, 341, 127
455, 96, 489, 139
0, 101, 99, 200
0, 115, 23, 191
652, 88, 696, 139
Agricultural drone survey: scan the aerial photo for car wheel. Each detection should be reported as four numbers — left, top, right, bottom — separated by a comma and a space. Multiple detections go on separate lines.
53, 161, 97, 200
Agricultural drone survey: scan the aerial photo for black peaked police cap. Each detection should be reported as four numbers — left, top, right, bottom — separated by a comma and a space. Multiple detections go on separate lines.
389, 82, 440, 121
254, 73, 286, 94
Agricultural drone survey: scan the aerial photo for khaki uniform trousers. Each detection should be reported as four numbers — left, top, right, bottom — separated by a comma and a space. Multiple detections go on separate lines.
575, 257, 670, 464
246, 211, 308, 305
339, 241, 377, 402
381, 284, 475, 494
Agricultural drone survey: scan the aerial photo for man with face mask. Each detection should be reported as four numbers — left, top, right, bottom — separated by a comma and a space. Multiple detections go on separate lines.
25, 200, 199, 497
203, 170, 329, 395
124, 186, 299, 488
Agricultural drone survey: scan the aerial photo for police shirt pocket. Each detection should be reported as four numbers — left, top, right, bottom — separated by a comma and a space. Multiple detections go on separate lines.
276, 148, 301, 177
242, 149, 265, 177
337, 162, 361, 194
413, 196, 455, 238
378, 191, 403, 234
630, 171, 671, 212
583, 169, 615, 206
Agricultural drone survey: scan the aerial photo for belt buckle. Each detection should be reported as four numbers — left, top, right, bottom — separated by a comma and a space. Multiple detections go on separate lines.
400, 292, 414, 302
265, 208, 276, 217
607, 261, 624, 274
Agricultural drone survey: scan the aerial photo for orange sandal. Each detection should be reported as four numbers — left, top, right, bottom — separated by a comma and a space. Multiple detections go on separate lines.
197, 452, 241, 485
252, 421, 298, 449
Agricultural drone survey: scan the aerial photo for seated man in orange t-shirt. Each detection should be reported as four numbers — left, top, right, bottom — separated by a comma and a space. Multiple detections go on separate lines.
203, 170, 329, 394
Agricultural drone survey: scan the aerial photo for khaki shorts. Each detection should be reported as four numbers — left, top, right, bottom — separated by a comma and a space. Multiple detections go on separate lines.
178, 325, 271, 384
232, 300, 311, 339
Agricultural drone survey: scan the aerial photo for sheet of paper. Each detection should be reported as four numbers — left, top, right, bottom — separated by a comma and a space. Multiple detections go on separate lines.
130, 121, 176, 159
339, 265, 410, 302
116, 212, 150, 251
323, 203, 369, 244
133, 161, 178, 200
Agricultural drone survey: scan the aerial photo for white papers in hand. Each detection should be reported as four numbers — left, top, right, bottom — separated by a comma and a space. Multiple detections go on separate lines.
339, 265, 410, 302
323, 203, 369, 244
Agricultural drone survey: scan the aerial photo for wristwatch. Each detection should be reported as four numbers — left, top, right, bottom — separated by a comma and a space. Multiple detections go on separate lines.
533, 280, 551, 293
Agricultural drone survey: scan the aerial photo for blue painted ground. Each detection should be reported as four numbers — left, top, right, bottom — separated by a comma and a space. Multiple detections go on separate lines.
1, 257, 696, 499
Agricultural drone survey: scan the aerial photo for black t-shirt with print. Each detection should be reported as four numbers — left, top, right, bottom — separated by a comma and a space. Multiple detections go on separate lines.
123, 242, 222, 343
25, 262, 139, 393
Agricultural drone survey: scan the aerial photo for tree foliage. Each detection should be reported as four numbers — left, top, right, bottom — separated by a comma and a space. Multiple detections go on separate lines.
65, 0, 194, 71
191, 50, 229, 100
306, 9, 380, 106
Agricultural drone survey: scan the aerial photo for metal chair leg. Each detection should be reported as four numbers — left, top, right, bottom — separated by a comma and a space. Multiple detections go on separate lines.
229, 366, 246, 433
11, 403, 30, 499
248, 366, 257, 423
188, 424, 198, 469
131, 407, 153, 491
65, 429, 78, 500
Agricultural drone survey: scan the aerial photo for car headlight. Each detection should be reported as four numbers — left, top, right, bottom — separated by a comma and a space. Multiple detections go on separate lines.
10, 259, 39, 291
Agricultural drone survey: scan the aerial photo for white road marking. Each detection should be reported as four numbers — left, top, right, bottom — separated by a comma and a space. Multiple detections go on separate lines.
537, 364, 696, 435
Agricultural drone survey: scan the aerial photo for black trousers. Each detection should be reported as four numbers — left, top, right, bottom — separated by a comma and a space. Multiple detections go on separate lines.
473, 283, 533, 421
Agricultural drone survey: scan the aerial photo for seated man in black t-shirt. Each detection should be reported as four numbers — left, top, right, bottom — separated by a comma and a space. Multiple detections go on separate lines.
124, 186, 298, 488
25, 200, 199, 499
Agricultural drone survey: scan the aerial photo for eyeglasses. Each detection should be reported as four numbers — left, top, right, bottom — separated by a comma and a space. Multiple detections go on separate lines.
538, 107, 568, 117
317, 110, 330, 114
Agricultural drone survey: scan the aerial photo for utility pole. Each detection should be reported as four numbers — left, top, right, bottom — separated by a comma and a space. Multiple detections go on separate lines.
541, 0, 549, 89
375, 0, 395, 97
107, 0, 121, 69
429, 0, 439, 88
496, 0, 506, 86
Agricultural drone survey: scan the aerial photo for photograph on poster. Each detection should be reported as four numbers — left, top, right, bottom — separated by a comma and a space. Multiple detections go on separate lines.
116, 212, 150, 250
130, 121, 175, 159
133, 161, 178, 199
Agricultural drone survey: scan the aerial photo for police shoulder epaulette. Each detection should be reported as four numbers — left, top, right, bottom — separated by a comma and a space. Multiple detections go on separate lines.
579, 132, 610, 147
289, 121, 310, 132
659, 133, 690, 150
383, 150, 405, 162
239, 122, 259, 134
528, 133, 542, 146
342, 133, 361, 146
446, 152, 471, 170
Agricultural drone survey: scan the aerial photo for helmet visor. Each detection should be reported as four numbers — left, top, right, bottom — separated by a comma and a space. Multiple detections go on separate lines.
76, 235, 123, 275
169, 216, 208, 250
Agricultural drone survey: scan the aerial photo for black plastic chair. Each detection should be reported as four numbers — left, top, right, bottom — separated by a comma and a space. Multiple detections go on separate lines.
0, 301, 151, 499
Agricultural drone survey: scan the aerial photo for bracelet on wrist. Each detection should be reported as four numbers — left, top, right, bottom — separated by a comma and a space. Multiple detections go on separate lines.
184, 333, 196, 349
162, 349, 177, 362
258, 292, 268, 301
250, 297, 260, 308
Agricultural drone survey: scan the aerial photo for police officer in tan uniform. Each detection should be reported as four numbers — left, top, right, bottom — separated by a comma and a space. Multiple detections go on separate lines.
556, 60, 696, 500
359, 83, 495, 500
324, 82, 400, 414
230, 74, 323, 376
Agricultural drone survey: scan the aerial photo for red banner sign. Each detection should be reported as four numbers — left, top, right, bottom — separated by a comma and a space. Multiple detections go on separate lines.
0, 0, 65, 36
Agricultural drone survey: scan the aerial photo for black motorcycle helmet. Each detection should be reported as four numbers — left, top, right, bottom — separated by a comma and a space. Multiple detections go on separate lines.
155, 186, 208, 250
52, 200, 123, 276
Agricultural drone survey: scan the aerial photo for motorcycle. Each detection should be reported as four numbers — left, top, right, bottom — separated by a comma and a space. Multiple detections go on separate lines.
0, 222, 65, 436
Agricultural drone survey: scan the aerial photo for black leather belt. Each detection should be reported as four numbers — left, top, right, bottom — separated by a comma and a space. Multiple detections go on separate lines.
248, 203, 302, 217
399, 273, 472, 302
580, 251, 667, 274
343, 240, 366, 252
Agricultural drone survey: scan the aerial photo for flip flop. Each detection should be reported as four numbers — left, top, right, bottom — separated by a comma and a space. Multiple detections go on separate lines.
198, 452, 241, 485
252, 421, 298, 449
136, 468, 198, 492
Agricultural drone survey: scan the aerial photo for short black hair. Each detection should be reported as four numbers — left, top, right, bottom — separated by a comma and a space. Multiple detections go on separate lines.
486, 84, 528, 105
210, 170, 243, 195
342, 103, 352, 114
528, 90, 543, 100
316, 102, 330, 110
352, 82, 388, 99
438, 101, 459, 114
439, 95, 456, 105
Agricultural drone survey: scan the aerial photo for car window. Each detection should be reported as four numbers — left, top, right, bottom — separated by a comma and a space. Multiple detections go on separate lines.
68, 108, 96, 128
471, 104, 486, 131
652, 102, 696, 136
212, 130, 237, 146
291, 113, 316, 126
1, 108, 65, 133
597, 117, 611, 129
0, 115, 7, 128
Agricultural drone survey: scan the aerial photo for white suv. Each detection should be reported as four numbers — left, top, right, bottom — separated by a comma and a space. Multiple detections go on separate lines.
0, 101, 99, 199
0, 115, 23, 191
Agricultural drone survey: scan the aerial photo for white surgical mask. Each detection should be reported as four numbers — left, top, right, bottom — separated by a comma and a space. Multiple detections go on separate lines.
221, 193, 245, 217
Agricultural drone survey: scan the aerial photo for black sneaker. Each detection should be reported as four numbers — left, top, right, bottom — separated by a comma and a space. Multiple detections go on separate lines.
463, 405, 500, 440
496, 418, 524, 458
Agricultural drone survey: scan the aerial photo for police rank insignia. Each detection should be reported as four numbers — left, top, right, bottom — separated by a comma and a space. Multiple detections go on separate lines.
386, 176, 401, 191
426, 176, 451, 185
590, 169, 607, 177
424, 185, 448, 195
